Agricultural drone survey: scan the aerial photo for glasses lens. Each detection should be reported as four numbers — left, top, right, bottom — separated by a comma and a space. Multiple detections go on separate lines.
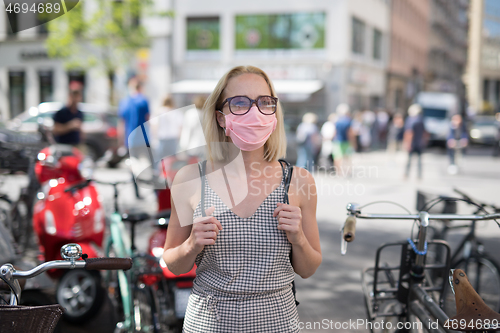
229, 96, 251, 114
258, 96, 277, 114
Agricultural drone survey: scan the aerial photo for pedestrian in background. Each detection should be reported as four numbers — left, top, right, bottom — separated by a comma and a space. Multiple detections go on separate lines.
179, 95, 207, 158
332, 104, 356, 176
320, 113, 336, 169
118, 77, 150, 198
404, 104, 428, 180
296, 112, 320, 171
386, 112, 405, 153
154, 95, 183, 159
446, 114, 468, 175
52, 81, 85, 147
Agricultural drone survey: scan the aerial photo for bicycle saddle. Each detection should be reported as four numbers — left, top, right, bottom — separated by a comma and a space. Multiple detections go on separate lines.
445, 269, 500, 331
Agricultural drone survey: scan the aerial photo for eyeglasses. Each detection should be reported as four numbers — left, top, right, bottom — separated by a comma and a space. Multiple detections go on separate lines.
219, 95, 278, 115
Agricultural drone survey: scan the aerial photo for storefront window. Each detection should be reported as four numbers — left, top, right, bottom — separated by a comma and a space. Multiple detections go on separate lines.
39, 70, 54, 103
187, 17, 220, 50
235, 13, 325, 50
9, 71, 25, 118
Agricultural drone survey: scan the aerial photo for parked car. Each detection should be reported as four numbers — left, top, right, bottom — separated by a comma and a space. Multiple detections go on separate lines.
468, 115, 498, 145
7, 102, 118, 161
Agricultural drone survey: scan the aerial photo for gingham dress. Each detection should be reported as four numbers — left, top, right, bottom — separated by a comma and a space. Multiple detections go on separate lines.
182, 161, 300, 333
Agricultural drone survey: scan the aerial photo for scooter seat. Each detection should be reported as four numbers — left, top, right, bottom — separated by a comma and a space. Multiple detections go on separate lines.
121, 212, 151, 224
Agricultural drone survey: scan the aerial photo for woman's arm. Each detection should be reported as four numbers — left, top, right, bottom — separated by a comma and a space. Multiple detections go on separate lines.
273, 166, 322, 279
162, 164, 223, 275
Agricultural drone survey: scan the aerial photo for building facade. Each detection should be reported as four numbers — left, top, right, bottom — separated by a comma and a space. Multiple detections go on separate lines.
386, 0, 430, 115
170, 0, 390, 119
426, 0, 469, 95
0, 0, 172, 121
467, 0, 500, 114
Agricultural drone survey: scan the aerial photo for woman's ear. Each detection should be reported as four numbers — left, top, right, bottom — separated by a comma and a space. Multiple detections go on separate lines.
216, 111, 226, 130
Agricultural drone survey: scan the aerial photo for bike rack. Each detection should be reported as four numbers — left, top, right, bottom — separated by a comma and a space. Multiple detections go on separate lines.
362, 239, 451, 320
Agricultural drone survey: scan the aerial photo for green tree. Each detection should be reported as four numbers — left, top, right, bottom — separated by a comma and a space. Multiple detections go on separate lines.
45, 0, 168, 104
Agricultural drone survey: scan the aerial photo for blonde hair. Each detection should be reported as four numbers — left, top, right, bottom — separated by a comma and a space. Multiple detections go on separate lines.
203, 65, 287, 162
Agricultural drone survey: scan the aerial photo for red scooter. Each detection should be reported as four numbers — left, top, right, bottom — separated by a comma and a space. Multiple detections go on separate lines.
32, 144, 105, 323
148, 155, 198, 331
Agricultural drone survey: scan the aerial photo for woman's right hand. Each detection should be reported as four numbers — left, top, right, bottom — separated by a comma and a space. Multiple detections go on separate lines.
188, 206, 223, 254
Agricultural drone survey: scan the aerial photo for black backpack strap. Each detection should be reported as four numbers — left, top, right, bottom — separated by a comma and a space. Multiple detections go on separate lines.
198, 160, 207, 217
278, 159, 299, 306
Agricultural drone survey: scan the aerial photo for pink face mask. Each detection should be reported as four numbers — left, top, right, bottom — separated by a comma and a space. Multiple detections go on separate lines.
219, 107, 277, 151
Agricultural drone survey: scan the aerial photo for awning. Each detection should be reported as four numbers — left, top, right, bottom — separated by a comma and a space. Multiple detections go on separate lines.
170, 79, 324, 95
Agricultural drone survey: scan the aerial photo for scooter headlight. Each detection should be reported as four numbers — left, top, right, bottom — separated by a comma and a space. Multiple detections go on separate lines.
45, 210, 56, 235
151, 247, 164, 258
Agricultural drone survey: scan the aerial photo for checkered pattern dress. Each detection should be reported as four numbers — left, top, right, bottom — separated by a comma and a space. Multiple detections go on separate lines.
182, 161, 300, 333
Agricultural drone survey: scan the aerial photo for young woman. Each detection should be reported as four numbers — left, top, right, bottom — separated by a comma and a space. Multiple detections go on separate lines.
163, 65, 322, 332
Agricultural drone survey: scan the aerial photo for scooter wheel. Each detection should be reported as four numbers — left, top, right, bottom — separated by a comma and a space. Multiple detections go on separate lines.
56, 269, 104, 324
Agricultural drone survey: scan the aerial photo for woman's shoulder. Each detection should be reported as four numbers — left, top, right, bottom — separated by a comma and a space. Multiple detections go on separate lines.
172, 163, 203, 188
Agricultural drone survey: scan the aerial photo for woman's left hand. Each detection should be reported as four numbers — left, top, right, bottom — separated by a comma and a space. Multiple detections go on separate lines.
273, 203, 305, 245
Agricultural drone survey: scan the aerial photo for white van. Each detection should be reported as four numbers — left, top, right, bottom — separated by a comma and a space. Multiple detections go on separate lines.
416, 92, 459, 146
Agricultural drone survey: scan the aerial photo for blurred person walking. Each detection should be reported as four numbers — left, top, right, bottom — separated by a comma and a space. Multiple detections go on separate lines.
446, 114, 468, 175
118, 77, 150, 198
320, 113, 336, 169
376, 108, 390, 149
52, 81, 84, 147
332, 104, 356, 176
403, 104, 427, 180
179, 95, 207, 158
296, 112, 320, 171
154, 95, 184, 159
386, 112, 405, 153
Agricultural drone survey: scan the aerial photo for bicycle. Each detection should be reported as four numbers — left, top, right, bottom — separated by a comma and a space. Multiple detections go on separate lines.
341, 200, 500, 333
417, 188, 500, 316
0, 243, 132, 333
95, 179, 166, 333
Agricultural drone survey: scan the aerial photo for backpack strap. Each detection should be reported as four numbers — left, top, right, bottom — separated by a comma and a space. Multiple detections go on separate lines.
278, 159, 299, 307
198, 160, 207, 217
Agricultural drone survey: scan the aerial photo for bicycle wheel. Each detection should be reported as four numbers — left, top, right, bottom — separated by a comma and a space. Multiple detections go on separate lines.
443, 255, 500, 316
10, 194, 33, 253
132, 284, 159, 332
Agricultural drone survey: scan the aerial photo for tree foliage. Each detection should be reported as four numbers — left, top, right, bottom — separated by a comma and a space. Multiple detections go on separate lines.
45, 0, 159, 75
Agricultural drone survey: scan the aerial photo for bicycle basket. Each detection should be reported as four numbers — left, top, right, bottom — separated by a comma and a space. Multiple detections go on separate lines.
362, 240, 451, 320
0, 304, 64, 333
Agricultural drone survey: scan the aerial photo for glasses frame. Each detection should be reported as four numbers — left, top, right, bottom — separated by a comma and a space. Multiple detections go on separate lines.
219, 95, 278, 115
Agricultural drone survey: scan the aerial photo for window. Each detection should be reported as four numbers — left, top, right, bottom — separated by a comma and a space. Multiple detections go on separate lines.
186, 17, 220, 50
373, 28, 382, 60
6, 11, 18, 36
39, 70, 54, 103
352, 17, 365, 54
9, 71, 25, 118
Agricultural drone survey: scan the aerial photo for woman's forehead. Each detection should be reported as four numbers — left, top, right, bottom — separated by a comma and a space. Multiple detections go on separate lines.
223, 73, 271, 98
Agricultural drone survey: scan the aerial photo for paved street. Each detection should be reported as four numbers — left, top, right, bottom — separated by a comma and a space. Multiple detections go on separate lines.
1, 147, 499, 332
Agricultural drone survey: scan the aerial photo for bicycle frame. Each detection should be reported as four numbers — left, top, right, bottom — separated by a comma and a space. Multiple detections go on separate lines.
342, 203, 500, 333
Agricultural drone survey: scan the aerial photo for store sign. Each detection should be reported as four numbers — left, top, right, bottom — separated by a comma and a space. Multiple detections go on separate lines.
235, 12, 325, 50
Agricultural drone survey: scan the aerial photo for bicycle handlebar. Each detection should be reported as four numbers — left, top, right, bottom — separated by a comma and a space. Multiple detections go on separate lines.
341, 202, 500, 255
6, 257, 132, 280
